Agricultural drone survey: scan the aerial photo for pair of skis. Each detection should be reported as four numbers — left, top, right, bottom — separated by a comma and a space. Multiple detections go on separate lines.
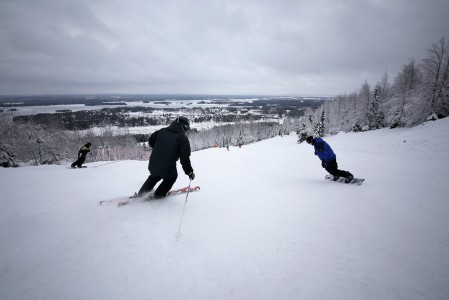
99, 186, 200, 207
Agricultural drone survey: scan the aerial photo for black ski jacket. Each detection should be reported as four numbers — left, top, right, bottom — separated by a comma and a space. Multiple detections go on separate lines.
148, 122, 193, 179
78, 145, 90, 158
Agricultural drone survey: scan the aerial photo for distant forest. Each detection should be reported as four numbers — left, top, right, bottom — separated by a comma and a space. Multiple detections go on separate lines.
1, 98, 323, 167
10, 99, 323, 131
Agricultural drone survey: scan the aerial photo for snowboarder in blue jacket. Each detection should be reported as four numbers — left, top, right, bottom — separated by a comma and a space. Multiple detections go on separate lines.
306, 136, 353, 180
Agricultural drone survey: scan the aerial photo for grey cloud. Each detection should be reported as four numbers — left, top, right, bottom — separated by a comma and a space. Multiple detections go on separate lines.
1, 0, 449, 95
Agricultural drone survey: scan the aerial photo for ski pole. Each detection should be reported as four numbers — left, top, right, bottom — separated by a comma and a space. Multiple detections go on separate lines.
91, 160, 122, 168
175, 179, 192, 241
92, 154, 144, 168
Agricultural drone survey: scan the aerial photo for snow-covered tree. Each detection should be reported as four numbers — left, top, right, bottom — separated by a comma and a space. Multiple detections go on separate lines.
366, 87, 385, 129
356, 81, 371, 129
377, 72, 392, 119
313, 108, 325, 137
0, 146, 20, 167
237, 130, 244, 147
422, 37, 449, 118
297, 121, 308, 143
389, 58, 424, 127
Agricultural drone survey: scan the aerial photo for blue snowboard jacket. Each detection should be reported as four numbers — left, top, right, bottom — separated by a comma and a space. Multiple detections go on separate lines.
313, 138, 336, 163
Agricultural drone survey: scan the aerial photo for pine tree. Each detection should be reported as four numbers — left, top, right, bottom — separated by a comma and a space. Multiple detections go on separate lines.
366, 87, 385, 129
297, 122, 308, 143
313, 108, 325, 137
0, 146, 20, 167
237, 129, 244, 147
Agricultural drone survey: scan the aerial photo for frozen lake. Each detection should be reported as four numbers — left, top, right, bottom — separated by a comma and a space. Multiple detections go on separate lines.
4, 99, 245, 116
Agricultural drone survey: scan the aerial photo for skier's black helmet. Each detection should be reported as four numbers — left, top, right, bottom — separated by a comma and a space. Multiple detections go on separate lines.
306, 136, 314, 144
176, 116, 190, 132
86, 142, 92, 147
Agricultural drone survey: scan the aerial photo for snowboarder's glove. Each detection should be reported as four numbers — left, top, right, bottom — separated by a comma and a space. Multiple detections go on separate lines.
321, 161, 327, 168
188, 171, 195, 180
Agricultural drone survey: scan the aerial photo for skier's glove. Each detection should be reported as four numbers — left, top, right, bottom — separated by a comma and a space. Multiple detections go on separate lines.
321, 161, 327, 168
188, 171, 195, 180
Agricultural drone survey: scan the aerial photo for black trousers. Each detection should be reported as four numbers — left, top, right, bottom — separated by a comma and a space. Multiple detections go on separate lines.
138, 174, 177, 197
324, 159, 353, 178
71, 156, 86, 168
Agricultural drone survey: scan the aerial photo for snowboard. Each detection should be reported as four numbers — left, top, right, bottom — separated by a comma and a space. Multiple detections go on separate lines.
325, 174, 365, 185
69, 166, 87, 169
99, 186, 201, 207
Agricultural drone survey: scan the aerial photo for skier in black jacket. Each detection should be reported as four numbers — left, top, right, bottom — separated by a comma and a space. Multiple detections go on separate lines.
71, 142, 92, 168
137, 116, 195, 198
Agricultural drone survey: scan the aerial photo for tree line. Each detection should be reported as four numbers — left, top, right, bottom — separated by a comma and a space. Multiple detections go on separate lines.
1, 110, 300, 167
319, 37, 449, 135
0, 113, 144, 167
187, 119, 297, 151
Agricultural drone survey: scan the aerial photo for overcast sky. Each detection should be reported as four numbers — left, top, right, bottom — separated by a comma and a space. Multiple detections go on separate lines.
1, 0, 448, 96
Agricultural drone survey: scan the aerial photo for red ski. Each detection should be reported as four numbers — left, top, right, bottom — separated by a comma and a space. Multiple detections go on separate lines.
99, 186, 200, 207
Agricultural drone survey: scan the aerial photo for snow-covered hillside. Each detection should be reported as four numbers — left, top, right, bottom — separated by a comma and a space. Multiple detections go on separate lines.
1, 118, 449, 300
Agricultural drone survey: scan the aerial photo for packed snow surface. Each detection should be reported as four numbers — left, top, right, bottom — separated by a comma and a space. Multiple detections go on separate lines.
1, 118, 449, 300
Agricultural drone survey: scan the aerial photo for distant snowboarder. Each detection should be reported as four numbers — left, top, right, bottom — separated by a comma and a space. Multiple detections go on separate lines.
71, 142, 92, 168
306, 136, 354, 182
137, 116, 195, 198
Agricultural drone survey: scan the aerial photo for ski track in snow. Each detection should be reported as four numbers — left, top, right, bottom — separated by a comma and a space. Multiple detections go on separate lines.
1, 118, 449, 300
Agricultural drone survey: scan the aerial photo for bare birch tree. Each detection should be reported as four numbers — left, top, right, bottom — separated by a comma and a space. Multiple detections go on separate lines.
422, 37, 449, 117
